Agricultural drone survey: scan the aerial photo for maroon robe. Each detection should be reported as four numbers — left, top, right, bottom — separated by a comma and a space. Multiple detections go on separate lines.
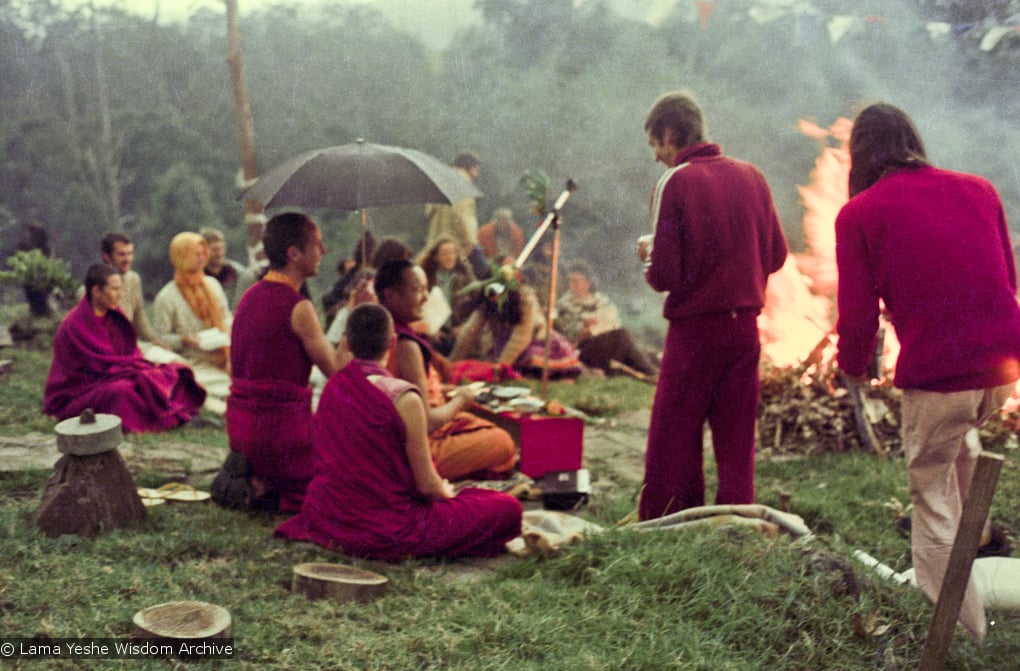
227, 280, 315, 513
276, 359, 522, 561
43, 297, 204, 432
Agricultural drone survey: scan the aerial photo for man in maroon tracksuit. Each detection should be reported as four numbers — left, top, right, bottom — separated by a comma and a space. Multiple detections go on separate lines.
637, 90, 788, 521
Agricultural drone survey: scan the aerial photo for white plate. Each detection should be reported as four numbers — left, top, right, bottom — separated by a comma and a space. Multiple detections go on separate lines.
446, 381, 487, 398
509, 398, 544, 413
491, 386, 532, 400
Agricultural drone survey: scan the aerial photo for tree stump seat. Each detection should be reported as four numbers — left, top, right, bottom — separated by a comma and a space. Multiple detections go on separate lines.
292, 563, 388, 602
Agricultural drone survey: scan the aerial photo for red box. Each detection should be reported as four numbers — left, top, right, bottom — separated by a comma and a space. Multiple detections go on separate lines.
472, 406, 584, 479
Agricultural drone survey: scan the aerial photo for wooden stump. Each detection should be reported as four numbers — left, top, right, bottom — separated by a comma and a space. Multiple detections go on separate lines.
292, 563, 388, 603
132, 600, 232, 639
33, 411, 144, 539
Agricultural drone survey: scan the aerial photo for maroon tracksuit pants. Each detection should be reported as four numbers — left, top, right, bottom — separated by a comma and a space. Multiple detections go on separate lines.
639, 310, 760, 521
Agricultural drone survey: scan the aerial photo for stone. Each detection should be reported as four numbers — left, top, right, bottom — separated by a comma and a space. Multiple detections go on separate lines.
34, 410, 145, 539
33, 449, 146, 539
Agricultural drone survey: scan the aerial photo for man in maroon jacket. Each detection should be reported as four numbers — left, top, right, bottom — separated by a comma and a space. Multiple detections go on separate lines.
637, 90, 788, 521
836, 102, 1020, 641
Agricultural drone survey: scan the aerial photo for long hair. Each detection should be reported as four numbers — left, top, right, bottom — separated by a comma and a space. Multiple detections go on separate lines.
418, 237, 473, 289
263, 212, 314, 269
848, 103, 929, 198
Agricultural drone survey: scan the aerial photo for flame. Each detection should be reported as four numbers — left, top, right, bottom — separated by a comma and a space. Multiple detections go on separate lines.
758, 118, 849, 367
760, 115, 900, 377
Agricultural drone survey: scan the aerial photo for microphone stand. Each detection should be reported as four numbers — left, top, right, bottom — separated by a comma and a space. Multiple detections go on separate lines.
514, 180, 578, 399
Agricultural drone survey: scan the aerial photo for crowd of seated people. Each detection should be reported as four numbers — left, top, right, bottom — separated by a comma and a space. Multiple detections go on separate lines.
36, 202, 660, 561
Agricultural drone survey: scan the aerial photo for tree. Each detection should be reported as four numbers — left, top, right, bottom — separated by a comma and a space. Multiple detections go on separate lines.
136, 163, 220, 289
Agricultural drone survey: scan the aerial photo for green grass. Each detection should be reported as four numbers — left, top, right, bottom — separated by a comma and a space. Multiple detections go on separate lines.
3, 310, 1019, 670
2, 471, 1017, 670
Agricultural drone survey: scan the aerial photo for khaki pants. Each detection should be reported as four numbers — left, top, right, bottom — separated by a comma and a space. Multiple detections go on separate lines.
900, 382, 1014, 641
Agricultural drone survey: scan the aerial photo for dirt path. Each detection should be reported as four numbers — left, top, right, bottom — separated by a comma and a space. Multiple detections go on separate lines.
0, 411, 651, 496
0, 432, 226, 481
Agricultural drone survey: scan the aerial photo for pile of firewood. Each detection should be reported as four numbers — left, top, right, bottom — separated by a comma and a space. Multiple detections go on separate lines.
757, 362, 902, 457
758, 362, 1020, 457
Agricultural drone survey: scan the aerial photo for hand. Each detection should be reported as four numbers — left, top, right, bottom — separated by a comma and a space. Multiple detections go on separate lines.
839, 369, 870, 386
636, 234, 652, 263
423, 477, 455, 501
450, 385, 477, 410
437, 479, 455, 500
350, 278, 376, 307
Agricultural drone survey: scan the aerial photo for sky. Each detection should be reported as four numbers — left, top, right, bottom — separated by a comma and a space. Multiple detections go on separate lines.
65, 0, 685, 48
64, 0, 483, 49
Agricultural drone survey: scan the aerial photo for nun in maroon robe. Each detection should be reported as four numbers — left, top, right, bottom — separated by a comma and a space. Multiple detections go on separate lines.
43, 295, 205, 433
276, 356, 522, 561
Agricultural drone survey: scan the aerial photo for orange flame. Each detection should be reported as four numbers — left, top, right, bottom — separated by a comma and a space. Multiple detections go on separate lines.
759, 116, 902, 377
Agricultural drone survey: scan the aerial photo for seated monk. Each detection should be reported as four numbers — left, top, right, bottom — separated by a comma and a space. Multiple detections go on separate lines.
276, 304, 522, 560
43, 263, 205, 432
375, 259, 517, 481
217, 212, 344, 513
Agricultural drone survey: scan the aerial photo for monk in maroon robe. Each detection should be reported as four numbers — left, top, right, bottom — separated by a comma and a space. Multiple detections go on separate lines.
43, 264, 204, 432
276, 304, 522, 561
221, 212, 344, 513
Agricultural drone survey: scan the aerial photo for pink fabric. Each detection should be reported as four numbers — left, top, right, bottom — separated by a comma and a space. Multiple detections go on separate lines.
448, 360, 522, 384
276, 360, 522, 561
43, 297, 204, 432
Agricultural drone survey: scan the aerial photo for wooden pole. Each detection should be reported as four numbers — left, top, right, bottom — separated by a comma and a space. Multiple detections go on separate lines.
224, 0, 264, 248
918, 451, 1004, 671
540, 217, 561, 400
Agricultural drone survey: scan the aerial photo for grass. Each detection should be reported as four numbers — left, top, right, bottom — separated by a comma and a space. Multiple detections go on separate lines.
2, 306, 1019, 670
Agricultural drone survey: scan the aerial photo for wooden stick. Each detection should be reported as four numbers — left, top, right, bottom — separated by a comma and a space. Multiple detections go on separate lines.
918, 451, 1003, 671
838, 370, 886, 457
540, 219, 561, 400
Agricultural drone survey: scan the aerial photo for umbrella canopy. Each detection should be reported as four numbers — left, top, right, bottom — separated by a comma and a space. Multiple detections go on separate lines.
240, 140, 482, 211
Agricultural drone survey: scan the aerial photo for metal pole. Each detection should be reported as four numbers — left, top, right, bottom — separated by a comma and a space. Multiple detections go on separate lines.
514, 180, 578, 269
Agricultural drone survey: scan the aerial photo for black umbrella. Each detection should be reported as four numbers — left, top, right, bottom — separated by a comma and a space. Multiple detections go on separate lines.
240, 139, 482, 211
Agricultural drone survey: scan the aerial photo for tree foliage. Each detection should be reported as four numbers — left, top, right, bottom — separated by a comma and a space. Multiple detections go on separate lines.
1, 0, 1018, 303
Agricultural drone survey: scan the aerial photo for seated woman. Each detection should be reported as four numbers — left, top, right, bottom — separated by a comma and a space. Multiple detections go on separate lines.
276, 304, 523, 561
43, 264, 205, 432
556, 259, 658, 380
449, 267, 581, 379
153, 232, 232, 407
417, 237, 477, 355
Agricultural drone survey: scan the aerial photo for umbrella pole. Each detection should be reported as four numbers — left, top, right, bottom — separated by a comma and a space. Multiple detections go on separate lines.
360, 209, 367, 266
540, 215, 562, 400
